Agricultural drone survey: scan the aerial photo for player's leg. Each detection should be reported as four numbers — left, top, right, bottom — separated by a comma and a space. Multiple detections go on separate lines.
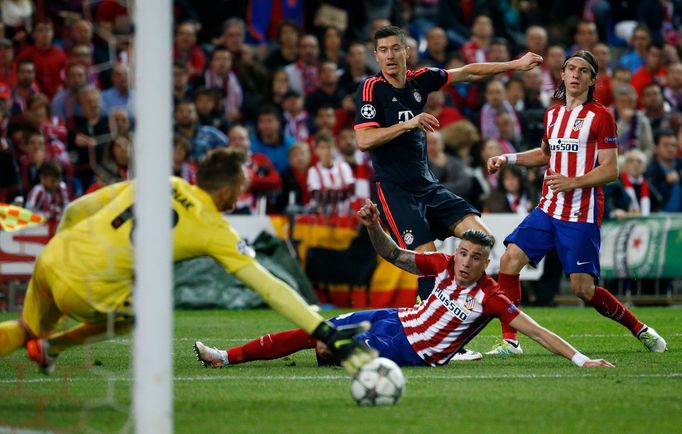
486, 209, 554, 354
373, 181, 434, 301
559, 220, 666, 352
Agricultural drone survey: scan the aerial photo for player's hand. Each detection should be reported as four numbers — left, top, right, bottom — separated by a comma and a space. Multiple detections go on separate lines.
582, 359, 615, 368
311, 320, 378, 375
487, 155, 508, 174
357, 199, 381, 227
545, 168, 577, 193
406, 113, 439, 133
515, 52, 544, 71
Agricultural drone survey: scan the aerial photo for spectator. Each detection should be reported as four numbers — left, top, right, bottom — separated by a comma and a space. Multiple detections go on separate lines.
339, 42, 373, 95
506, 76, 526, 112
66, 43, 99, 87
606, 149, 659, 220
611, 66, 633, 93
65, 19, 110, 67
264, 68, 290, 108
406, 36, 419, 69
663, 62, 682, 111
101, 63, 133, 118
108, 107, 131, 138
645, 129, 682, 212
194, 87, 229, 133
87, 134, 130, 194
173, 100, 227, 162
17, 127, 47, 194
173, 21, 205, 78
228, 124, 281, 214
0, 0, 32, 44
50, 62, 87, 122
567, 19, 599, 55
612, 84, 654, 158
631, 42, 667, 97
173, 62, 191, 105
440, 119, 480, 163
470, 138, 503, 206
619, 24, 652, 74
265, 20, 300, 70
0, 38, 15, 85
172, 134, 197, 184
484, 165, 536, 214
424, 90, 463, 129
495, 111, 522, 154
275, 141, 311, 213
522, 66, 550, 109
191, 45, 243, 123
306, 132, 354, 215
641, 83, 676, 136
336, 126, 373, 209
66, 86, 111, 191
15, 93, 69, 170
426, 131, 475, 201
460, 14, 493, 64
285, 34, 319, 96
25, 160, 69, 223
320, 26, 345, 68
592, 42, 614, 106
540, 45, 565, 97
10, 59, 39, 114
250, 105, 295, 173
305, 61, 344, 115
282, 90, 309, 143
480, 79, 521, 141
422, 27, 451, 69
16, 19, 66, 98
310, 105, 337, 140
523, 26, 548, 57
488, 38, 511, 67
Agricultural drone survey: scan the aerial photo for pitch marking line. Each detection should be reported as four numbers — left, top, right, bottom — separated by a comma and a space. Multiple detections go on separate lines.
1, 372, 681, 385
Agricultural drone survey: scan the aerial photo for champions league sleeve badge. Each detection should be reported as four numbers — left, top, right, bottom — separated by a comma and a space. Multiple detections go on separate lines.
361, 104, 376, 119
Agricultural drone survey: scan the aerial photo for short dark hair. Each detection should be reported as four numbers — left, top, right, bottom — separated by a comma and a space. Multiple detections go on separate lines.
258, 104, 281, 120
655, 128, 676, 145
39, 160, 62, 179
196, 148, 247, 192
374, 25, 407, 50
314, 132, 334, 147
460, 229, 494, 250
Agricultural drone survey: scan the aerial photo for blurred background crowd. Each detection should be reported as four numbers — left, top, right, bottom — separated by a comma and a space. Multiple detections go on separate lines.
0, 0, 681, 227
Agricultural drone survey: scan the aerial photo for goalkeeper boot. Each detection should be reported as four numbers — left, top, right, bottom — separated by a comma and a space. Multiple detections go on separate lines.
194, 341, 228, 367
637, 326, 667, 353
485, 339, 523, 355
26, 338, 58, 375
450, 347, 483, 361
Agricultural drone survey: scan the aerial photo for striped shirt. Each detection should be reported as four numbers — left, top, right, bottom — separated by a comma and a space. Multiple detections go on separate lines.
398, 252, 520, 366
537, 101, 618, 225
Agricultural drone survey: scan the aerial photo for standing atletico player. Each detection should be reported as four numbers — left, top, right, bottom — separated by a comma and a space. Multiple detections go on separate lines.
486, 50, 667, 355
353, 26, 542, 333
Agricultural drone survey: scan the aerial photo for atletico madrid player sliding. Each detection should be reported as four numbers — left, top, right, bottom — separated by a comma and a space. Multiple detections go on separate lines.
486, 50, 667, 355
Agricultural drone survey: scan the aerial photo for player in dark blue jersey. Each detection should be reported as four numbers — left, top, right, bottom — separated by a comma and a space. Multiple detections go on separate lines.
353, 26, 542, 304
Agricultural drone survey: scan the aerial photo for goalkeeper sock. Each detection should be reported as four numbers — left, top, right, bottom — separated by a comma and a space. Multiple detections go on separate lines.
417, 276, 435, 301
588, 286, 644, 335
0, 320, 26, 356
227, 328, 316, 364
499, 273, 521, 341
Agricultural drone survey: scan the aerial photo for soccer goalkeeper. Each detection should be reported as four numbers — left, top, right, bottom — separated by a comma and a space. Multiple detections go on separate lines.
0, 148, 375, 375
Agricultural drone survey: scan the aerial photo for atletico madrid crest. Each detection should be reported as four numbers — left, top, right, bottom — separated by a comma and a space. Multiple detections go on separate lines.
572, 118, 584, 132
464, 295, 476, 310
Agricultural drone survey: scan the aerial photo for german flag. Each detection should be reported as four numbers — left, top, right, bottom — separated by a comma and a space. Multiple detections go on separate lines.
0, 203, 46, 231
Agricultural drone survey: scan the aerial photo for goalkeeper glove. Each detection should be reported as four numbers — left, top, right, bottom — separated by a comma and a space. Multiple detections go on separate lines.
311, 320, 378, 375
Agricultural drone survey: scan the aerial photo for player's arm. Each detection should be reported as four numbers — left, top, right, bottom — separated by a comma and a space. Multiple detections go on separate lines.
448, 52, 543, 83
57, 181, 131, 232
487, 141, 551, 174
508, 311, 615, 368
234, 263, 377, 373
355, 114, 439, 151
544, 147, 618, 193
356, 199, 419, 274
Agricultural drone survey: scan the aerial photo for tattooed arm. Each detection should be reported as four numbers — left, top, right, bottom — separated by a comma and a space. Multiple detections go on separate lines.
357, 199, 419, 275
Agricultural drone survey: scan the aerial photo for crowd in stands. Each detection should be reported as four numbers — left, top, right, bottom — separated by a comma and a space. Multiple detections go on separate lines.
1, 0, 682, 225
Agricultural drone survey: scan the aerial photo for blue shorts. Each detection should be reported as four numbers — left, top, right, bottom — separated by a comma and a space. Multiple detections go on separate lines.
505, 208, 601, 278
374, 181, 480, 248
330, 309, 426, 367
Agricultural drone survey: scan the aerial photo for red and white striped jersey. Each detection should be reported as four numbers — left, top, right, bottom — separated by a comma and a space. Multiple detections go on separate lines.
537, 101, 618, 225
398, 252, 520, 366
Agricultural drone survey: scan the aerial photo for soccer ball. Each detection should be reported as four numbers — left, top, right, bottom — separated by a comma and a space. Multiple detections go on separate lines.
350, 357, 406, 406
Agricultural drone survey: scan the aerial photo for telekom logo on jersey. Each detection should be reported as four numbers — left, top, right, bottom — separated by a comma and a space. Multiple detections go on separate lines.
397, 110, 415, 123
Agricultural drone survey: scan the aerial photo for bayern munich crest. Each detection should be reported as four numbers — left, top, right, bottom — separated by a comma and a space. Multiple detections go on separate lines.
413, 91, 421, 102
360, 104, 376, 119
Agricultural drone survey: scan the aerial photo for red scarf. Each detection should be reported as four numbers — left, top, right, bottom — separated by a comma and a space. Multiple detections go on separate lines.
620, 172, 650, 215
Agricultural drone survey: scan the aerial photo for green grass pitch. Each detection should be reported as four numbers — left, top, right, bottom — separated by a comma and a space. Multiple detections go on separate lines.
1, 307, 681, 434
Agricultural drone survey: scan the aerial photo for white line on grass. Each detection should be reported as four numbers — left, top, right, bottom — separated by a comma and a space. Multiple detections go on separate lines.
2, 372, 681, 385
0, 427, 59, 434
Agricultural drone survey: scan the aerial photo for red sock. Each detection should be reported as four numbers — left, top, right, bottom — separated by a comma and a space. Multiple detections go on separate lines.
226, 328, 317, 364
589, 286, 644, 335
499, 273, 521, 341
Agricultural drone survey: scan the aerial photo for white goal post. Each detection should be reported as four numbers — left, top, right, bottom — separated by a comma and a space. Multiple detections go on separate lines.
133, 0, 173, 432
